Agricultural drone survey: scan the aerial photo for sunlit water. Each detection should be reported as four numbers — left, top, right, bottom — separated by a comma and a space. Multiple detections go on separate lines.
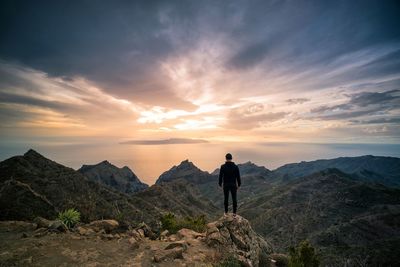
1, 142, 399, 185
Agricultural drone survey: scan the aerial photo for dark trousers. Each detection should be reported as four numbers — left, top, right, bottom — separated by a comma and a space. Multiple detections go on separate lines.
223, 186, 237, 213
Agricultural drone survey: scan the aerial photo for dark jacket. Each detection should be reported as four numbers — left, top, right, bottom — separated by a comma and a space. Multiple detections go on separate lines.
219, 161, 241, 188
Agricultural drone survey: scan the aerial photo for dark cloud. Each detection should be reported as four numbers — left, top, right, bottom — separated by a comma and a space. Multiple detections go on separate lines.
286, 98, 310, 105
1, 0, 399, 104
310, 89, 400, 120
0, 91, 72, 111
120, 138, 208, 145
350, 118, 400, 125
349, 89, 400, 106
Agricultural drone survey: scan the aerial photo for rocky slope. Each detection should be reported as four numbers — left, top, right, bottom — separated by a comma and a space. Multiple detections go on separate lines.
79, 160, 148, 194
0, 214, 273, 267
0, 150, 219, 227
0, 150, 161, 225
136, 179, 219, 219
274, 155, 400, 187
240, 169, 400, 265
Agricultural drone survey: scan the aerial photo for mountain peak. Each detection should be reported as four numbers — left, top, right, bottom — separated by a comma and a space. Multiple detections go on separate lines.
99, 160, 112, 166
155, 159, 208, 184
24, 149, 44, 158
79, 161, 148, 193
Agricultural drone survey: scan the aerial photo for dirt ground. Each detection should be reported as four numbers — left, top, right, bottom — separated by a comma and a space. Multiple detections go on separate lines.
0, 222, 217, 267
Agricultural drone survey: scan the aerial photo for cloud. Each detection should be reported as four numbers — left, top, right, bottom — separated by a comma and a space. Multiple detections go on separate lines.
286, 98, 310, 105
226, 103, 288, 130
120, 138, 208, 145
310, 89, 400, 120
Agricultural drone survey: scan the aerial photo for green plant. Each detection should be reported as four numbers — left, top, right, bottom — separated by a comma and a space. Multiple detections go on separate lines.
215, 255, 241, 267
288, 240, 320, 267
160, 212, 178, 233
160, 213, 207, 234
58, 208, 80, 229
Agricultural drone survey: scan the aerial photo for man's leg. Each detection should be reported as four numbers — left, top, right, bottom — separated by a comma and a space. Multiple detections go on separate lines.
231, 186, 237, 214
223, 186, 229, 213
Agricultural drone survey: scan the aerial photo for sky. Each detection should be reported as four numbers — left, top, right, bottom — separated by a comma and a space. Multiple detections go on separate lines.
0, 1, 400, 182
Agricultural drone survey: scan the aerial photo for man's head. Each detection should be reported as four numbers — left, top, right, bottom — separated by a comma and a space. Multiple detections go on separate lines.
225, 153, 233, 161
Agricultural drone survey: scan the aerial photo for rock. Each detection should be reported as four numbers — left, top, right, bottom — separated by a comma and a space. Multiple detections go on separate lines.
176, 228, 204, 240
167, 234, 177, 242
89, 219, 119, 233
137, 229, 145, 238
153, 247, 184, 262
128, 237, 139, 249
33, 228, 48, 237
137, 222, 157, 239
101, 233, 115, 240
164, 241, 188, 251
159, 229, 169, 240
48, 220, 68, 232
205, 214, 272, 267
34, 217, 52, 228
128, 229, 142, 240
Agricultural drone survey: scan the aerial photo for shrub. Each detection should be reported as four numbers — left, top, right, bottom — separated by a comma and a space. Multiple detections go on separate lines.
58, 208, 80, 229
215, 255, 241, 267
160, 212, 207, 234
288, 240, 320, 267
160, 212, 178, 233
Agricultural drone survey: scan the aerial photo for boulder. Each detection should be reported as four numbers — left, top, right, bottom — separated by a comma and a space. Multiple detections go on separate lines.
176, 228, 205, 240
77, 226, 96, 236
137, 222, 157, 239
34, 217, 51, 229
205, 214, 273, 267
153, 246, 184, 263
48, 220, 68, 232
89, 219, 119, 233
164, 240, 188, 250
159, 229, 169, 240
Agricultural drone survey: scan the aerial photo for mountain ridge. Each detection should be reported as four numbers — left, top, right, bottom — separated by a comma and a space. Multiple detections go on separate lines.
79, 160, 148, 194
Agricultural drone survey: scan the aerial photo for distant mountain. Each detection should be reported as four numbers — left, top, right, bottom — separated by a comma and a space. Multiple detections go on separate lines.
0, 149, 161, 225
274, 155, 400, 187
212, 161, 271, 177
0, 150, 218, 226
155, 159, 213, 185
79, 161, 148, 194
240, 169, 400, 265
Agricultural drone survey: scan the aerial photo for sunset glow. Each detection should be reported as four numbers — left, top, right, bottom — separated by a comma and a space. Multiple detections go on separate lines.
1, 1, 399, 182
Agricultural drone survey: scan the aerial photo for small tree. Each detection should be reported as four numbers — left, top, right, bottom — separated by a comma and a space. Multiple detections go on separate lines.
288, 240, 320, 267
58, 208, 80, 229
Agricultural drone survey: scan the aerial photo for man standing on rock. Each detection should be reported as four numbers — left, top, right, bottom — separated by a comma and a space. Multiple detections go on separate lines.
219, 153, 241, 217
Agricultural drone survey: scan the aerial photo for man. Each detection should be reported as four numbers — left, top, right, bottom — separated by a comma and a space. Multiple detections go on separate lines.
219, 153, 241, 217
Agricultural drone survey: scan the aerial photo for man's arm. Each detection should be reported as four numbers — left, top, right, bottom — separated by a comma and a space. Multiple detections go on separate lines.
236, 165, 241, 187
219, 166, 223, 187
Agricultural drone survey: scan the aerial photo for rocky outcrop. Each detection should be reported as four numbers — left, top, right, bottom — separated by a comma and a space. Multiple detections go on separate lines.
206, 214, 273, 267
79, 161, 148, 194
89, 219, 119, 233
